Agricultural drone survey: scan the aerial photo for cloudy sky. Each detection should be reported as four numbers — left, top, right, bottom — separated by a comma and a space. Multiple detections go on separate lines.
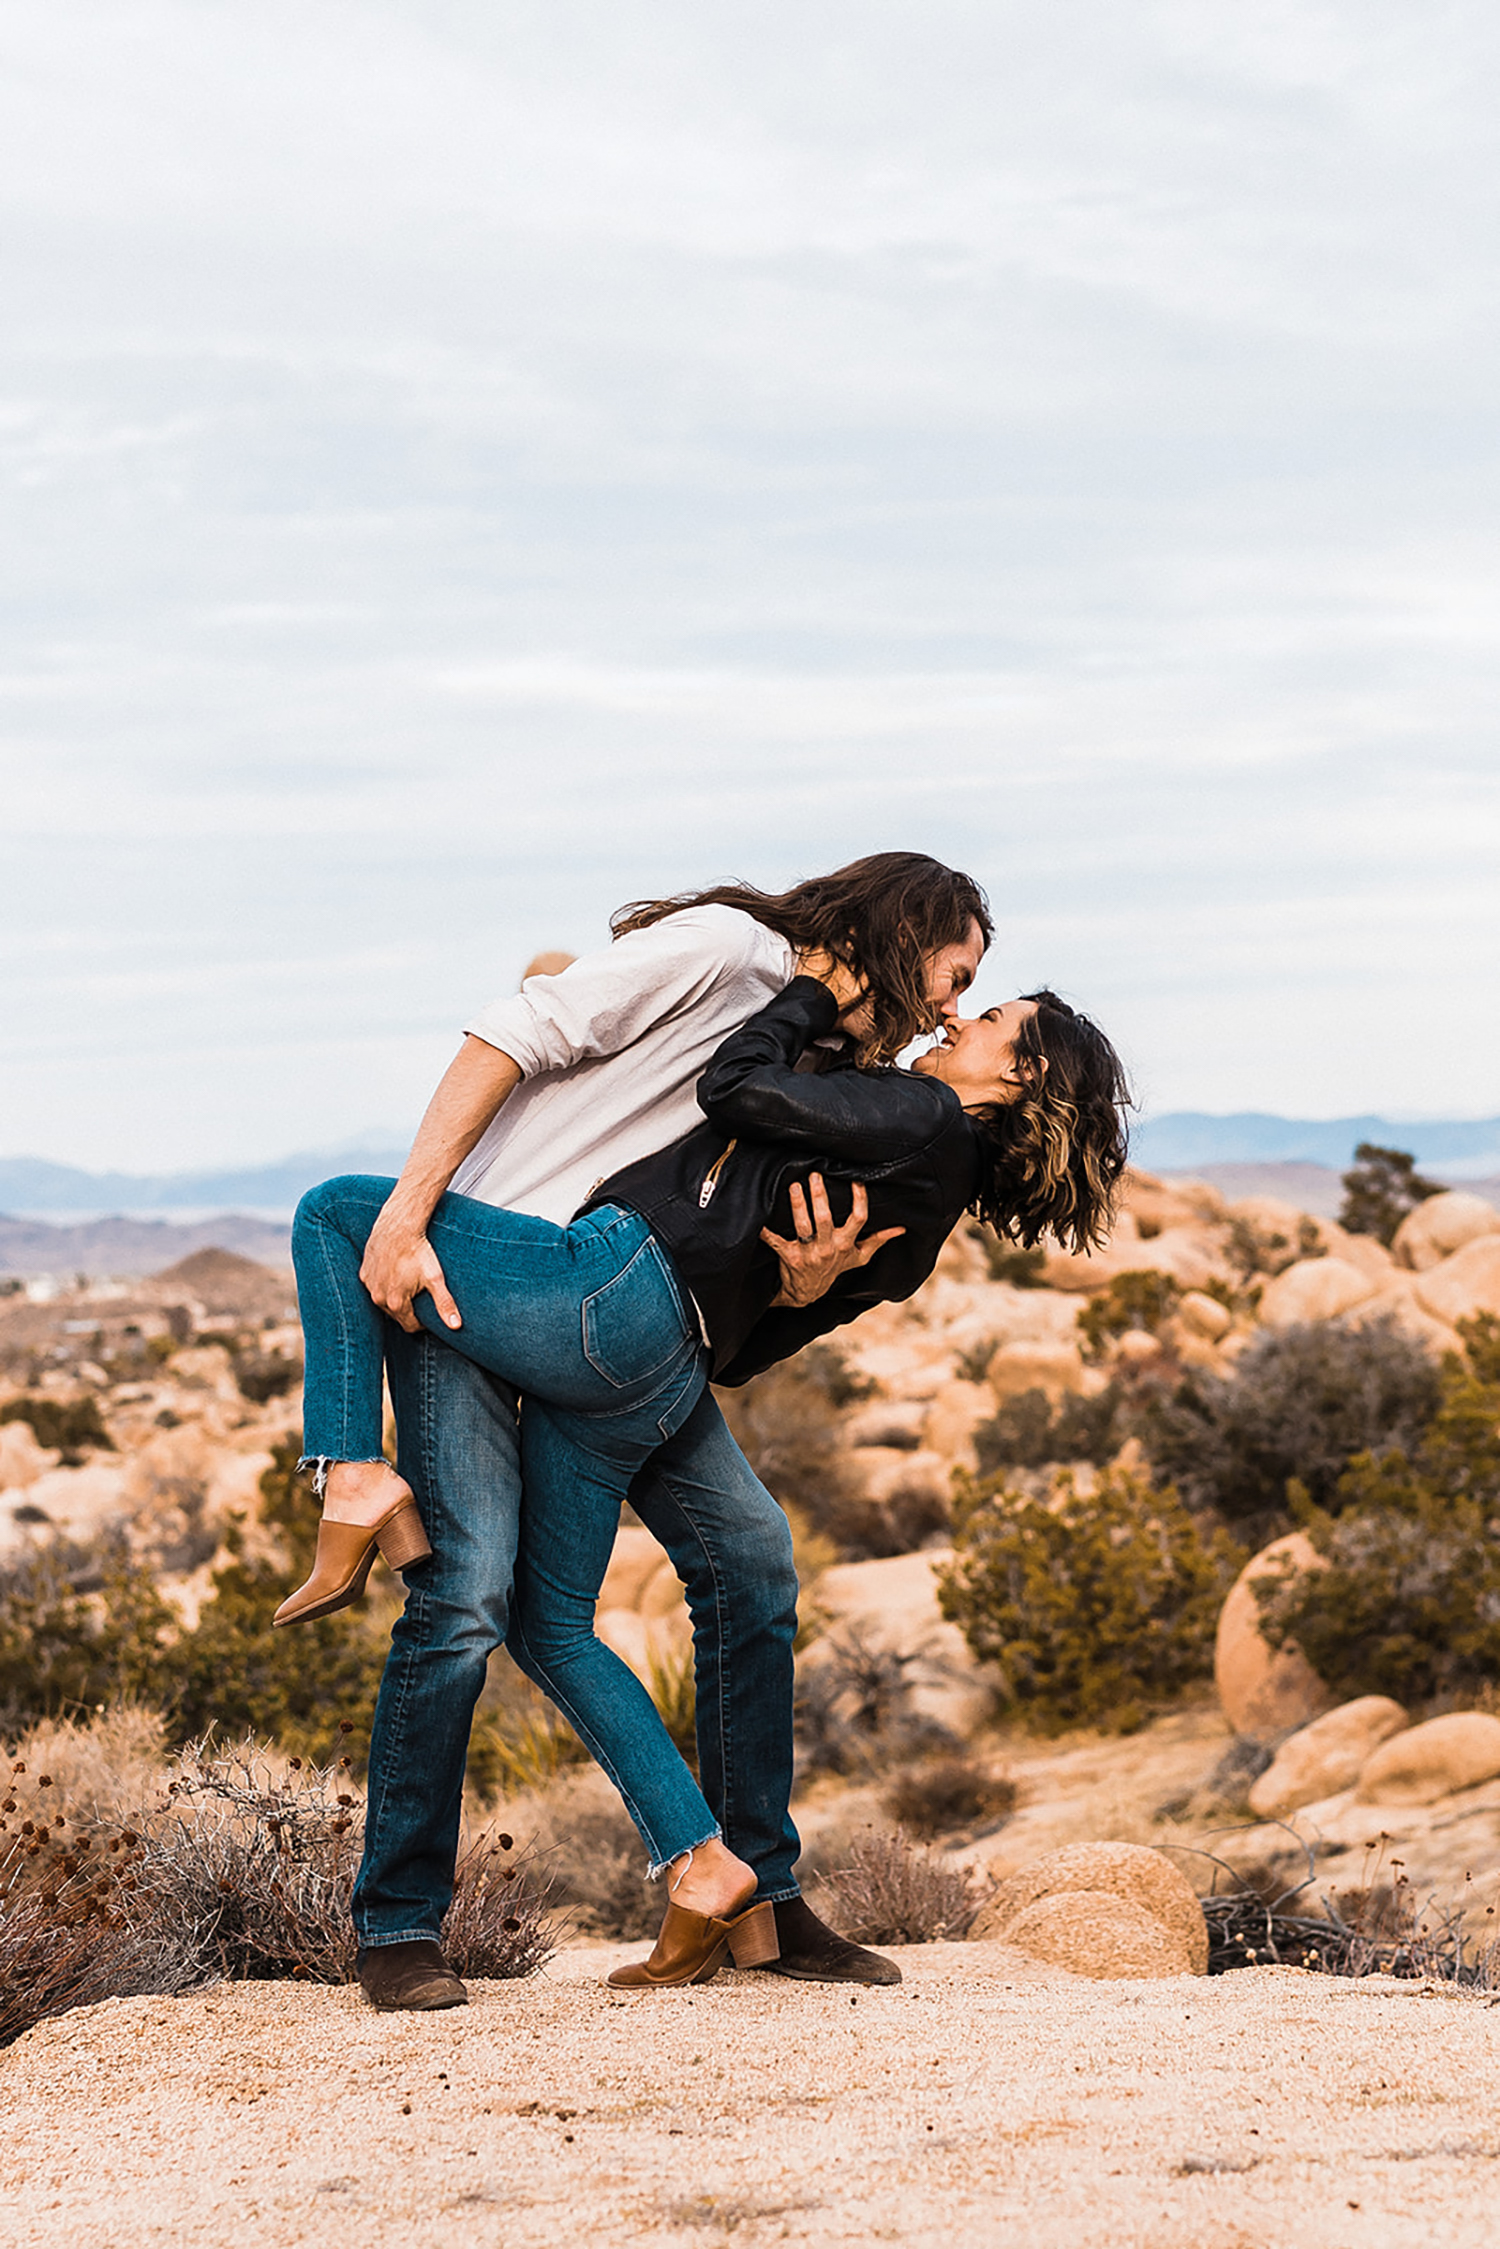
2, 0, 1497, 1173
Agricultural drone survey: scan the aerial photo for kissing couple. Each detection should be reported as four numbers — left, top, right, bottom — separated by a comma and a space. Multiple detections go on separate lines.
279, 852, 1129, 2005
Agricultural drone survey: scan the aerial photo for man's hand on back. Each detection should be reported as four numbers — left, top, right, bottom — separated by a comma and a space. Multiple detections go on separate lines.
761, 1175, 905, 1308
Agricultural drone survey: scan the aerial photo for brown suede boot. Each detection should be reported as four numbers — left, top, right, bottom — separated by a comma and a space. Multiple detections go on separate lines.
357, 1940, 467, 2011
754, 1896, 902, 1986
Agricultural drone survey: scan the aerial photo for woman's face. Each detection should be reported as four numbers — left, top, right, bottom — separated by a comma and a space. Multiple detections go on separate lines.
911, 998, 1039, 1108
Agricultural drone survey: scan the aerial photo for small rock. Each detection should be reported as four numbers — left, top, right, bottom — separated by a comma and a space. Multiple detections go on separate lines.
1247, 1696, 1409, 1818
1177, 1291, 1232, 1343
1392, 1191, 1500, 1273
972, 1840, 1208, 1975
1214, 1534, 1335, 1742
1355, 1712, 1500, 1806
987, 1340, 1086, 1402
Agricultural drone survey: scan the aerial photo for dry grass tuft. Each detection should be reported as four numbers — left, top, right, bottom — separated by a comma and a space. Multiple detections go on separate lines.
0, 1715, 556, 2045
881, 1753, 1017, 1840
815, 1825, 986, 1945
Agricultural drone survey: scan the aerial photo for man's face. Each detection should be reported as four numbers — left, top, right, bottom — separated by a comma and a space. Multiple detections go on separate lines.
921, 919, 987, 1025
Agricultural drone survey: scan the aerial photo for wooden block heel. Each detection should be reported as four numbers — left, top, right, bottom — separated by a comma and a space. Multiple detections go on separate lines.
375, 1502, 432, 1571
725, 1900, 779, 1968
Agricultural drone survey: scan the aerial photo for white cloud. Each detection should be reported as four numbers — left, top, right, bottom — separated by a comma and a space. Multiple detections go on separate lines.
1, 0, 1497, 1167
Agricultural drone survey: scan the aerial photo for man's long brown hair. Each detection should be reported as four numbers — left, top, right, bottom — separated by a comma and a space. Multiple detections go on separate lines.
612, 853, 992, 1058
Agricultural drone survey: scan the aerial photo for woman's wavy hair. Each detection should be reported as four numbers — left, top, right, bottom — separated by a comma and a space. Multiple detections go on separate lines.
613, 853, 992, 1058
969, 990, 1131, 1254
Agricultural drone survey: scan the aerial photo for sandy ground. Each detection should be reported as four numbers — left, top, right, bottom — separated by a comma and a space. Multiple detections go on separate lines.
4, 1941, 1500, 2248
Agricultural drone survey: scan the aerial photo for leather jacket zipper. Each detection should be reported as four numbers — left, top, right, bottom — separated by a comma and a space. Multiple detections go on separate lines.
698, 1139, 737, 1207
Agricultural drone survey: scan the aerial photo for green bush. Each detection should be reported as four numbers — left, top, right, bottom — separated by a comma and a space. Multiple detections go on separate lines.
974, 1383, 1125, 1475
0, 1537, 176, 1727
1077, 1270, 1182, 1362
1339, 1142, 1442, 1246
0, 1393, 114, 1461
1253, 1317, 1500, 1706
0, 1439, 392, 1764
1141, 1317, 1441, 1532
937, 1467, 1240, 1734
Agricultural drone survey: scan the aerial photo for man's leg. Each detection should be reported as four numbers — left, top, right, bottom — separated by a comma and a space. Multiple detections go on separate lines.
628, 1390, 900, 1985
352, 1330, 521, 1998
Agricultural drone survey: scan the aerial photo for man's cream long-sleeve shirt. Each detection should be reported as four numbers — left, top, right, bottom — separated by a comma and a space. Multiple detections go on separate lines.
450, 905, 795, 1226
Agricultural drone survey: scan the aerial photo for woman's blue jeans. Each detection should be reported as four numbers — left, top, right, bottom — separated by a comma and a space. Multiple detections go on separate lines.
293, 1175, 727, 1876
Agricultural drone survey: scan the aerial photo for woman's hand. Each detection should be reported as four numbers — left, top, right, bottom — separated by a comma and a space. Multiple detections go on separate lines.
795, 946, 870, 1024
762, 1175, 906, 1307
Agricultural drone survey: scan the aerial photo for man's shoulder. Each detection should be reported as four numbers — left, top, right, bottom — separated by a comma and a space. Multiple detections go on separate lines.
635, 903, 791, 977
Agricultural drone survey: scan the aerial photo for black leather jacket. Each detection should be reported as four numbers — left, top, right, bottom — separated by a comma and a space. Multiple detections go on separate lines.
587, 977, 980, 1383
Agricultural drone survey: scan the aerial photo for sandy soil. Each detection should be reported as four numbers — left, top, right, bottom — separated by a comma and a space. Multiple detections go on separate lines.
4, 1941, 1500, 2248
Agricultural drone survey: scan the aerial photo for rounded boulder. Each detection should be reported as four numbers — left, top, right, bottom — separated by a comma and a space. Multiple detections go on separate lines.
1392, 1192, 1500, 1273
1411, 1237, 1500, 1328
1258, 1258, 1377, 1327
1355, 1712, 1500, 1806
971, 1840, 1207, 1976
1214, 1532, 1335, 1742
1247, 1695, 1409, 1818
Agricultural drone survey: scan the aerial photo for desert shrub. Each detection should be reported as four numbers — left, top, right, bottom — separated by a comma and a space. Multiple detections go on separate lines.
0, 1728, 555, 2043
230, 1347, 303, 1405
795, 1629, 949, 1779
974, 1383, 1125, 1476
1077, 1270, 1182, 1361
815, 1827, 983, 1944
160, 1439, 393, 1762
1339, 1142, 1442, 1246
0, 1392, 114, 1460
0, 1439, 392, 1761
968, 1225, 1046, 1286
0, 1535, 178, 1729
953, 1336, 998, 1383
1222, 1214, 1323, 1288
881, 1753, 1016, 1839
1252, 1319, 1500, 1707
1141, 1317, 1441, 1534
937, 1467, 1239, 1734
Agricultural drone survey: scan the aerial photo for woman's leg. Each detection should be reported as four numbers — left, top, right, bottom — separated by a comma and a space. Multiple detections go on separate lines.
509, 1394, 755, 1917
292, 1172, 697, 1518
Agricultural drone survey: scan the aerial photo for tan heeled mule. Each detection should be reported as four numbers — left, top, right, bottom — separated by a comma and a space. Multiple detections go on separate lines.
272, 1497, 431, 1627
606, 1893, 779, 1990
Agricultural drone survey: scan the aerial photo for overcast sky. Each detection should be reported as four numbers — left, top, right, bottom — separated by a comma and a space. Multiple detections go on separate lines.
2, 0, 1497, 1173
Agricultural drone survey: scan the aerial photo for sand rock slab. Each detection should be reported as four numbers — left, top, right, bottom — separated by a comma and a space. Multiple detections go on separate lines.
1247, 1695, 1409, 1819
1355, 1711, 1500, 1805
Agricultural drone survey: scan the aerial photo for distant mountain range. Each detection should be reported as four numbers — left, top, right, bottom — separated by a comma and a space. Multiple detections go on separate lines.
2, 1116, 1498, 1224
0, 1140, 411, 1218
1130, 1113, 1500, 1176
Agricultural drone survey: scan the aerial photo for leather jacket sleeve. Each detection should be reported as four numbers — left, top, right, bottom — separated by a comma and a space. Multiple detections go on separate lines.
696, 977, 959, 1163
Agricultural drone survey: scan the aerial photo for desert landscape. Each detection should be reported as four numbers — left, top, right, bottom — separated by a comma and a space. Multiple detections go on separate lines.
4, 1160, 1500, 2243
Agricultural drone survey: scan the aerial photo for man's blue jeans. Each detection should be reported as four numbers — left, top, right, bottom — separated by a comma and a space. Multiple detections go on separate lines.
354, 1337, 802, 1947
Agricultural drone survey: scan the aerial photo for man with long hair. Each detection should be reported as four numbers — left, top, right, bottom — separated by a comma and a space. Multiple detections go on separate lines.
348, 855, 992, 2010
